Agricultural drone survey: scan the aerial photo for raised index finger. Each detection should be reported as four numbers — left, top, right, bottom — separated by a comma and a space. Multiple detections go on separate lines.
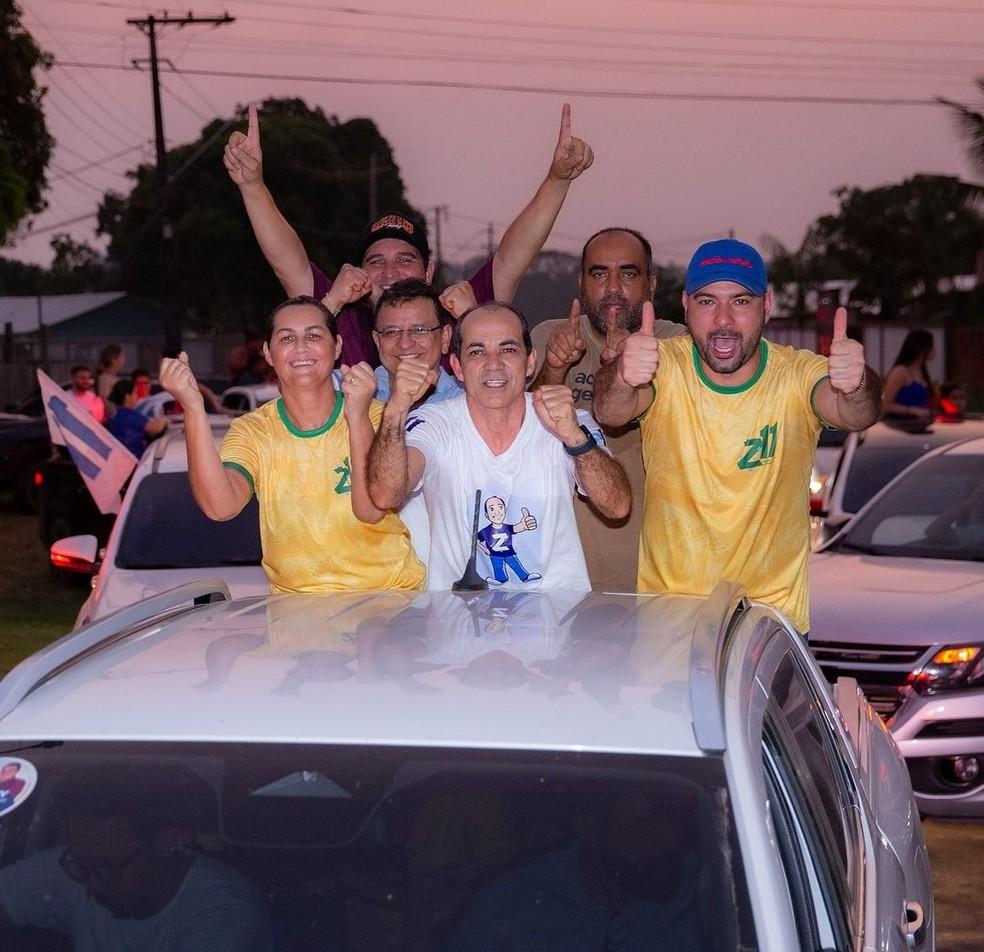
247, 103, 260, 145
567, 297, 580, 328
558, 102, 571, 142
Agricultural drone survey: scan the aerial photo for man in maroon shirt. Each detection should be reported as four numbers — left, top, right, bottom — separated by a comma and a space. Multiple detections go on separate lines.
224, 103, 593, 368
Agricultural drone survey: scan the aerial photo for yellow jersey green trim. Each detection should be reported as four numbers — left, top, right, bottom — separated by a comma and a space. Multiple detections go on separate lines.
222, 461, 255, 494
691, 339, 768, 394
810, 374, 837, 428
276, 391, 343, 438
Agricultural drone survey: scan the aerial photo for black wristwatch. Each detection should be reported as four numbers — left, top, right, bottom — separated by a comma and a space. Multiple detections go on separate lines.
563, 424, 598, 457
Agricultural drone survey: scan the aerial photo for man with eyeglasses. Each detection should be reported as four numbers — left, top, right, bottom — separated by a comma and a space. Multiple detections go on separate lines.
346, 278, 460, 403
0, 766, 273, 951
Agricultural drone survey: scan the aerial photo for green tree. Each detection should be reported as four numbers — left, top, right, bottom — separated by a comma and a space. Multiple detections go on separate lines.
937, 78, 984, 181
97, 97, 416, 332
0, 0, 53, 244
802, 174, 983, 321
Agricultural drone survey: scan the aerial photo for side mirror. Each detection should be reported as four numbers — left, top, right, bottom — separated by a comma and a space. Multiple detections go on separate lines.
50, 534, 100, 574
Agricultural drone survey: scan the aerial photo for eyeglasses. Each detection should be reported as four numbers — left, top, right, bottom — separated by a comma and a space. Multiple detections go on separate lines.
375, 325, 442, 341
59, 839, 148, 885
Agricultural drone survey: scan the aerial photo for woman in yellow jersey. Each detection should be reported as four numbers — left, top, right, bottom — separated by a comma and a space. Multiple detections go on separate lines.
160, 296, 424, 593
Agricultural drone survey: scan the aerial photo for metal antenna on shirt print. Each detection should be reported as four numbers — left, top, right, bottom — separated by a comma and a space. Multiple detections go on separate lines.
452, 489, 489, 594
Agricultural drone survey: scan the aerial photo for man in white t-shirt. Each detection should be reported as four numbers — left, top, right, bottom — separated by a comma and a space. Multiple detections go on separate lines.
366, 302, 630, 591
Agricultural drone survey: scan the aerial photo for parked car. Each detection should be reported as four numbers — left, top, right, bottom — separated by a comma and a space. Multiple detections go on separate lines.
49, 420, 268, 627
891, 685, 984, 819
0, 582, 932, 951
0, 414, 51, 511
810, 435, 984, 719
814, 415, 984, 546
135, 382, 277, 419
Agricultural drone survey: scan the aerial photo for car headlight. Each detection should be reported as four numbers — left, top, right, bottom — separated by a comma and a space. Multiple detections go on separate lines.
909, 644, 984, 694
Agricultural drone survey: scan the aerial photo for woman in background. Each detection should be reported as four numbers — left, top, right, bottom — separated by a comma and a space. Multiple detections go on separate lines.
882, 330, 935, 420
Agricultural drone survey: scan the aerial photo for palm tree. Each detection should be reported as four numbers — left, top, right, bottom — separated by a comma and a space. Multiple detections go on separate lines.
937, 78, 984, 181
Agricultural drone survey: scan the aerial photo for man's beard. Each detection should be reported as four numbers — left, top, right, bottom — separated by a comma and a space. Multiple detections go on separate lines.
691, 327, 763, 375
583, 294, 645, 337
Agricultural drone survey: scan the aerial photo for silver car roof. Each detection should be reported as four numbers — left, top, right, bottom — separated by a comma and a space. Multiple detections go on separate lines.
0, 585, 750, 757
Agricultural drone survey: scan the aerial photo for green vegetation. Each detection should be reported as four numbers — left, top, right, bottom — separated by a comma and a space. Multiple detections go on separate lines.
0, 499, 85, 674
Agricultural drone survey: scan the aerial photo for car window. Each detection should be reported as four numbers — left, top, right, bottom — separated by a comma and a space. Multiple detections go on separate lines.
837, 454, 984, 562
222, 393, 250, 412
762, 651, 859, 950
818, 428, 849, 449
115, 472, 261, 569
841, 444, 933, 513
0, 743, 758, 952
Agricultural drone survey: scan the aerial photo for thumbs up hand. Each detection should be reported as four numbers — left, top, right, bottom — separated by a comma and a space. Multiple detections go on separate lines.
827, 307, 865, 394
617, 301, 661, 387
519, 506, 538, 531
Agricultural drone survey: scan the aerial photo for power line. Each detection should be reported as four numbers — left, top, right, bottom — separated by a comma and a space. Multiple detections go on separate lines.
635, 0, 984, 12
41, 0, 984, 50
49, 144, 146, 181
51, 60, 947, 107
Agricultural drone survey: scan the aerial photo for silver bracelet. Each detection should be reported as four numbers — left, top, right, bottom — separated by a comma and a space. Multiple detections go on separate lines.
846, 367, 867, 396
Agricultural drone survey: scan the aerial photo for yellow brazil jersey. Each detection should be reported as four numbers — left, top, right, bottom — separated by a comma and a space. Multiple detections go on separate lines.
219, 393, 425, 593
638, 337, 828, 632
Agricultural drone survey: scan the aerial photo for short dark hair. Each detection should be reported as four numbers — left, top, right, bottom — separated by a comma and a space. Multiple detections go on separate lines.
97, 344, 123, 369
109, 378, 135, 406
70, 365, 90, 376
451, 301, 533, 359
374, 278, 451, 328
131, 367, 150, 380
580, 227, 654, 276
265, 295, 336, 343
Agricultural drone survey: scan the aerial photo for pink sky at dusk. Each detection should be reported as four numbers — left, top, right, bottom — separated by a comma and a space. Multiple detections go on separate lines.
10, 0, 983, 272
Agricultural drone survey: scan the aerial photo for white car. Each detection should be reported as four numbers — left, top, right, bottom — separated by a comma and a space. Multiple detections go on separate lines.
809, 435, 984, 725
49, 421, 269, 628
135, 382, 280, 419
0, 582, 932, 951
815, 416, 984, 546
892, 687, 984, 819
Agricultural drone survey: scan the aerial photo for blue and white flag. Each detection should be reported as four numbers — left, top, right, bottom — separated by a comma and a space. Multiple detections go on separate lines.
37, 369, 137, 515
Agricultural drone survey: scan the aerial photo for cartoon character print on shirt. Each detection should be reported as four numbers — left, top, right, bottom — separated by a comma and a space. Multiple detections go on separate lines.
475, 494, 543, 586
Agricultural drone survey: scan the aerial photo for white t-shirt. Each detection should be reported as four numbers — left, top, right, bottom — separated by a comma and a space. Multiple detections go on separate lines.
0, 848, 273, 952
406, 393, 601, 591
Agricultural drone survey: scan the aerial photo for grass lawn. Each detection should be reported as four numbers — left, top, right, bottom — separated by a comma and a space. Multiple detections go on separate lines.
0, 495, 87, 674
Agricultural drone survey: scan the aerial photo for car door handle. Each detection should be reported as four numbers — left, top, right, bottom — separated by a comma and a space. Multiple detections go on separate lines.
904, 899, 925, 948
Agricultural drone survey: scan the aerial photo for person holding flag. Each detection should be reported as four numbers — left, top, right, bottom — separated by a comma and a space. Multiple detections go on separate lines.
37, 369, 139, 516
592, 238, 881, 633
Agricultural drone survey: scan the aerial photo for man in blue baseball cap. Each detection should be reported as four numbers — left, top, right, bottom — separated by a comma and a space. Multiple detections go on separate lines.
592, 237, 881, 634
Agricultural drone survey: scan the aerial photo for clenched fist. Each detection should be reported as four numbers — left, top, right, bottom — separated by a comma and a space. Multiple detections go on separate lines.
159, 352, 204, 412
533, 384, 582, 445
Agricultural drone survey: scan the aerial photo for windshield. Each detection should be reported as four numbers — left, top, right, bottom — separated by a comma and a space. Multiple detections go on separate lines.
837, 453, 984, 562
841, 444, 936, 513
0, 742, 756, 952
116, 472, 261, 569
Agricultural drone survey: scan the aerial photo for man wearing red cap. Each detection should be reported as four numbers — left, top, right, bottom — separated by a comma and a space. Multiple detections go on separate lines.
224, 103, 593, 369
593, 238, 881, 633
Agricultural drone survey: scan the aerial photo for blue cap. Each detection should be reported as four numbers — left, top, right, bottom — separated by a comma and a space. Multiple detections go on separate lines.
685, 239, 767, 296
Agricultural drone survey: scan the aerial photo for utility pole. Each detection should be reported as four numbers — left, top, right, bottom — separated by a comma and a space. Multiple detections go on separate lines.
128, 12, 234, 353
431, 205, 448, 284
